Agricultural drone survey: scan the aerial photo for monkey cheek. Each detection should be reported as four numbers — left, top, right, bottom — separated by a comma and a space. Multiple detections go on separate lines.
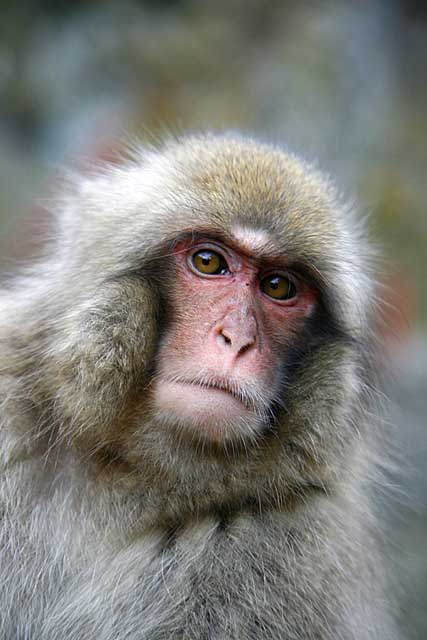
151, 380, 261, 444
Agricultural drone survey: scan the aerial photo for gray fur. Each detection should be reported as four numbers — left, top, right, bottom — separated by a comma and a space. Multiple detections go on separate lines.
0, 133, 397, 638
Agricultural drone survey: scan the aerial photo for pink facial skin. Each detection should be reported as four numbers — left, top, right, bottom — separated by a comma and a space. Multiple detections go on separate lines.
152, 235, 317, 445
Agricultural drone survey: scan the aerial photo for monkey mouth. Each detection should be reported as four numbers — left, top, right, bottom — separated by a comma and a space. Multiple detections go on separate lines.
168, 377, 252, 409
153, 374, 274, 444
155, 375, 256, 420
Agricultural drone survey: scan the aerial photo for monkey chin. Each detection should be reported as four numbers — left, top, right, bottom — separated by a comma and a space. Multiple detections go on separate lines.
152, 380, 263, 446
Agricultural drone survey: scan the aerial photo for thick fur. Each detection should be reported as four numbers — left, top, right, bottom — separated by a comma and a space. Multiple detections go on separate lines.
0, 134, 397, 638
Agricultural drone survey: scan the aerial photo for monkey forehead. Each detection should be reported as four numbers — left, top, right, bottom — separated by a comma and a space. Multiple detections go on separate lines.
161, 133, 333, 214
230, 226, 280, 258
150, 135, 350, 242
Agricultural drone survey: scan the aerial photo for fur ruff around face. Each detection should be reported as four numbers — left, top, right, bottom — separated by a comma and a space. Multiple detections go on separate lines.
0, 133, 397, 639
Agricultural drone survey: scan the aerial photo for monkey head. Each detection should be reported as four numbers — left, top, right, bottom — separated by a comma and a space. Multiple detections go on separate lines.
26, 133, 375, 510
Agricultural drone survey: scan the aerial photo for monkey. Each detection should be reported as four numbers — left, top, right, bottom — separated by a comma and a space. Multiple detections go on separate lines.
0, 133, 398, 639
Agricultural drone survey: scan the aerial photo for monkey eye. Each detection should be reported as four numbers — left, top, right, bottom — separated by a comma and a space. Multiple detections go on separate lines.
260, 274, 296, 301
191, 249, 230, 276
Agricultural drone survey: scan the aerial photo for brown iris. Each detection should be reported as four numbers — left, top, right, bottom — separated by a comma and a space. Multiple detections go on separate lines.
261, 274, 296, 301
192, 250, 228, 275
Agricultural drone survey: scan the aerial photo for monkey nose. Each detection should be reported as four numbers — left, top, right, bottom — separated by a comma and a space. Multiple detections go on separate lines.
215, 317, 257, 357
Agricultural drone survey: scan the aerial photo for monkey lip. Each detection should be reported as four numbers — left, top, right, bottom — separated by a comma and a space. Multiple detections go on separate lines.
170, 378, 250, 408
154, 377, 253, 422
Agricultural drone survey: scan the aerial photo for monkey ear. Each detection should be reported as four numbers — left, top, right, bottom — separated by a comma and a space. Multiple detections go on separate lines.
47, 276, 158, 447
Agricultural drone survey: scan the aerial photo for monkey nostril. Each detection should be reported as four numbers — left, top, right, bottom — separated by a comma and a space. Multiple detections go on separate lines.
218, 329, 232, 345
237, 342, 252, 357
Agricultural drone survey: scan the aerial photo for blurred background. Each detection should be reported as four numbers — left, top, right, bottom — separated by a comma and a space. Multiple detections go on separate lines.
0, 0, 425, 636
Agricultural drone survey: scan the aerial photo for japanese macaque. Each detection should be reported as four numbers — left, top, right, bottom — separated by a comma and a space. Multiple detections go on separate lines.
0, 133, 397, 639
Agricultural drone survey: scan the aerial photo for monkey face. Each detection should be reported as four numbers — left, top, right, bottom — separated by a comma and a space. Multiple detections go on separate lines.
42, 134, 371, 482
151, 228, 317, 446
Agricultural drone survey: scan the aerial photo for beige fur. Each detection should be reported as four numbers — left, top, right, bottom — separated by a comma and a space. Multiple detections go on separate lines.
0, 133, 397, 638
